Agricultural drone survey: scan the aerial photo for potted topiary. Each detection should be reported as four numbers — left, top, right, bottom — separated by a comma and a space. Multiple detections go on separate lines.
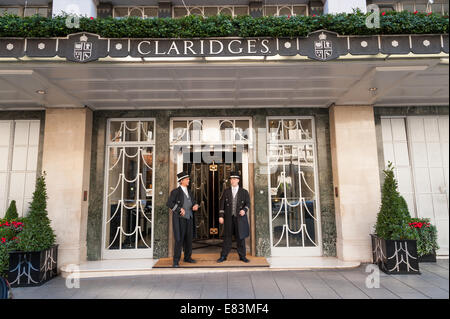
409, 218, 439, 263
4, 200, 18, 221
8, 173, 58, 287
371, 162, 420, 274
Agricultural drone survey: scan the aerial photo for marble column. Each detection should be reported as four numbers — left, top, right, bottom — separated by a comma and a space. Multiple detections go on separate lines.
42, 108, 92, 267
329, 105, 380, 262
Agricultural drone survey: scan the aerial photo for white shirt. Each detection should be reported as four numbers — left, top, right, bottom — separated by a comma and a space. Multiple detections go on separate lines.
232, 186, 239, 198
180, 185, 189, 198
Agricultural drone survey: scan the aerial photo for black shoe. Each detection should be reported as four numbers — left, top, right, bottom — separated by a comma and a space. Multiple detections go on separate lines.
173, 262, 179, 268
217, 256, 227, 263
240, 256, 250, 263
184, 258, 197, 263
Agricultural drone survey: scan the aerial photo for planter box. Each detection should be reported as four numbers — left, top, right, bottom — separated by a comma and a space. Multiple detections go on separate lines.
8, 245, 58, 287
370, 234, 420, 275
419, 251, 437, 263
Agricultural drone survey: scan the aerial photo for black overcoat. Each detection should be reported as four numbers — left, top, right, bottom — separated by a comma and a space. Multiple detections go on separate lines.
166, 186, 197, 242
219, 187, 250, 240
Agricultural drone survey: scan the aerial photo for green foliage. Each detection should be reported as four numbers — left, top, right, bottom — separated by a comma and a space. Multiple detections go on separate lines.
375, 162, 416, 240
16, 173, 56, 252
0, 11, 447, 38
410, 218, 439, 257
4, 200, 18, 221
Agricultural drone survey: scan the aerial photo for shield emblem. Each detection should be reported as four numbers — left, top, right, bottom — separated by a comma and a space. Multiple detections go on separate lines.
74, 41, 92, 62
314, 39, 333, 60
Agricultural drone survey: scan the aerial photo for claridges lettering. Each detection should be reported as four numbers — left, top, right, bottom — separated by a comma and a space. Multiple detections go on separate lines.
135, 38, 274, 56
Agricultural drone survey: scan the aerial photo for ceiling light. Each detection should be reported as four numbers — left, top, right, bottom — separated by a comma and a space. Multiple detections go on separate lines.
36, 90, 47, 95
369, 88, 378, 92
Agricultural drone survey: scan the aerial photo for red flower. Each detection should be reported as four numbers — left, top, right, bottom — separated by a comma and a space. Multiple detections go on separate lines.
382, 12, 386, 16
427, 12, 432, 16
312, 14, 316, 17
90, 17, 94, 20
414, 10, 418, 14
1, 238, 6, 243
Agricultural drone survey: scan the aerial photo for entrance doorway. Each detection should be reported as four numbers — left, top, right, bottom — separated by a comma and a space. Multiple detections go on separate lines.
169, 117, 253, 256
183, 152, 242, 253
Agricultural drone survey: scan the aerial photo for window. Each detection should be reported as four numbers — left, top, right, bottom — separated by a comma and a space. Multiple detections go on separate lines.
267, 117, 321, 255
264, 5, 308, 17
103, 119, 156, 258
0, 6, 48, 17
0, 120, 40, 218
398, 0, 447, 14
113, 6, 158, 18
172, 6, 249, 18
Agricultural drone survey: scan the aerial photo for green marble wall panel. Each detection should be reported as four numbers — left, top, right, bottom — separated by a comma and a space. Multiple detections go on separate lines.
86, 108, 337, 259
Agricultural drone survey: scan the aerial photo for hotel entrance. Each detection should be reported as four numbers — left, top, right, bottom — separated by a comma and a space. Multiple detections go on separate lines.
169, 117, 253, 256
183, 152, 243, 253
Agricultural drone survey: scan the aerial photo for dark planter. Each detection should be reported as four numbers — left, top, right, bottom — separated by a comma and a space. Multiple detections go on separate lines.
8, 245, 58, 287
418, 251, 437, 263
370, 234, 420, 275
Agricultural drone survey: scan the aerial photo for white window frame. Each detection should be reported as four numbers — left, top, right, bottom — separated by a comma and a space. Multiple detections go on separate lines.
0, 120, 40, 218
101, 118, 156, 259
266, 116, 322, 257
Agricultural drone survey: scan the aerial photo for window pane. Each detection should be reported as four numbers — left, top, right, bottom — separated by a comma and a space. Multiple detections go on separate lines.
129, 7, 144, 17
1, 7, 20, 16
140, 121, 154, 142
278, 7, 292, 16
402, 3, 415, 12
37, 8, 48, 17
124, 121, 139, 142
24, 8, 36, 17
293, 6, 307, 16
310, 6, 323, 16
110, 121, 124, 143
114, 8, 128, 17
379, 5, 395, 12
218, 7, 233, 16
174, 7, 188, 17
189, 7, 203, 16
234, 6, 249, 16
144, 7, 157, 17
204, 7, 218, 16
264, 6, 277, 16
415, 3, 427, 12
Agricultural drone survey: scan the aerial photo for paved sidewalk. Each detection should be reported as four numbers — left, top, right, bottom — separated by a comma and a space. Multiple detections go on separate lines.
11, 260, 449, 299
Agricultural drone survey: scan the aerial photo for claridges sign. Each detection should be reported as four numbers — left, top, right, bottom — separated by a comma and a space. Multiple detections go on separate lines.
0, 30, 447, 63
135, 38, 271, 56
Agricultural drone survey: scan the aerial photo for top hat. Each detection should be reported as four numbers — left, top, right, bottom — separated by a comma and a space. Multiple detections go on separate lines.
177, 171, 190, 182
229, 171, 240, 179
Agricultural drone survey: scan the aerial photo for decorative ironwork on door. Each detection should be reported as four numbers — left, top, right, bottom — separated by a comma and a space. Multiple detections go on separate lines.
267, 117, 321, 254
103, 119, 155, 258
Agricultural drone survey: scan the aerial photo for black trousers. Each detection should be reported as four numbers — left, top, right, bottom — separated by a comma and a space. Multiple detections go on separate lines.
173, 217, 193, 263
221, 215, 246, 258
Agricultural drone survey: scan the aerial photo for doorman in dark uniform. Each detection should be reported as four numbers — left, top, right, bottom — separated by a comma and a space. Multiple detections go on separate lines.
217, 171, 250, 263
166, 171, 199, 267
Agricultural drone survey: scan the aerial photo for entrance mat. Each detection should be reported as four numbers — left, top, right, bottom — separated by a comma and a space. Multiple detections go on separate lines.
153, 253, 270, 268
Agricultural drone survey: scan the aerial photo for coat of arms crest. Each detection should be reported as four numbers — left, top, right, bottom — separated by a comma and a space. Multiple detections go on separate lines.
314, 32, 333, 60
74, 35, 92, 62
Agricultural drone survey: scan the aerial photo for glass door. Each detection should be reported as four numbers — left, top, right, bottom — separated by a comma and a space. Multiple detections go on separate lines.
102, 119, 155, 259
267, 117, 322, 256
